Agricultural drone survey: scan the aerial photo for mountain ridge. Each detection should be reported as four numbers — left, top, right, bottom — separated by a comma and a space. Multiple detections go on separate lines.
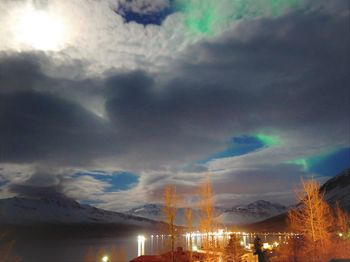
244, 168, 350, 232
0, 194, 161, 228
1, 168, 348, 230
320, 168, 350, 211
126, 199, 287, 226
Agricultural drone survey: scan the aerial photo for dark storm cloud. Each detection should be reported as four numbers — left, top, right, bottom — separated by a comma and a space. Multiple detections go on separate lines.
9, 182, 63, 199
104, 71, 249, 167
7, 169, 64, 198
114, 12, 347, 120
175, 11, 349, 131
0, 91, 118, 165
104, 8, 349, 167
0, 53, 119, 166
7, 171, 109, 201
0, 53, 43, 93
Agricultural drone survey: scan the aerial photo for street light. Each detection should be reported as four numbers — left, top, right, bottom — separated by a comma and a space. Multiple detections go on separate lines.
102, 255, 109, 262
138, 235, 146, 242
138, 235, 145, 256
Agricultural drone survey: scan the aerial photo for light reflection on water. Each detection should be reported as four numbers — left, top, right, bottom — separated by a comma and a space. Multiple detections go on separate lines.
137, 235, 145, 256
12, 233, 292, 261
144, 232, 291, 256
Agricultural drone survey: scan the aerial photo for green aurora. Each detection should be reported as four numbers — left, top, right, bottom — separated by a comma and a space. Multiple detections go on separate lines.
288, 148, 342, 171
176, 0, 300, 35
255, 133, 280, 147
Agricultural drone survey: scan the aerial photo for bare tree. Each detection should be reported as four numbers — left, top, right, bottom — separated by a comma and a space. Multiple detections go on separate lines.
198, 176, 216, 261
198, 176, 214, 234
83, 247, 94, 262
163, 185, 177, 262
115, 247, 126, 262
334, 202, 349, 236
276, 237, 303, 262
185, 208, 193, 262
0, 231, 21, 262
96, 247, 107, 262
224, 234, 244, 262
333, 202, 350, 258
288, 178, 333, 261
109, 247, 117, 262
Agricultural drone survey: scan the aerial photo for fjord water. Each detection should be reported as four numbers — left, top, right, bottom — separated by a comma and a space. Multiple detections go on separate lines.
12, 236, 139, 261
11, 233, 289, 261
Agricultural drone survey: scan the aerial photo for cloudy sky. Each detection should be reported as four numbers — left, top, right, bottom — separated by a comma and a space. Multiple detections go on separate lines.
0, 0, 349, 211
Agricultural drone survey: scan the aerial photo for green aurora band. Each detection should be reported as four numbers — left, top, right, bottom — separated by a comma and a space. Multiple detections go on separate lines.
289, 158, 310, 170
288, 148, 341, 171
255, 133, 280, 147
176, 0, 300, 35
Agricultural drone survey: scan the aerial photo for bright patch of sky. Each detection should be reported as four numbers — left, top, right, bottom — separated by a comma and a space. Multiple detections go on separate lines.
74, 171, 139, 192
115, 1, 173, 25
199, 135, 267, 163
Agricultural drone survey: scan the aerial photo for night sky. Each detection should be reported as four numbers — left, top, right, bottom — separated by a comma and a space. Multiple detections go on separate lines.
0, 0, 349, 211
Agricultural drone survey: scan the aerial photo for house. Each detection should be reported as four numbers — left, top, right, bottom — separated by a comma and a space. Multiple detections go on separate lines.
129, 255, 167, 262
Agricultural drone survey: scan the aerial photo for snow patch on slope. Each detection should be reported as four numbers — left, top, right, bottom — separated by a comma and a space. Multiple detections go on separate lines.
127, 200, 287, 225
0, 195, 159, 227
321, 168, 350, 211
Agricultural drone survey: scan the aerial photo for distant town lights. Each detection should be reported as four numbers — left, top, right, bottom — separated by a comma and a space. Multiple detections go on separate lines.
138, 235, 146, 241
263, 243, 272, 250
137, 235, 145, 256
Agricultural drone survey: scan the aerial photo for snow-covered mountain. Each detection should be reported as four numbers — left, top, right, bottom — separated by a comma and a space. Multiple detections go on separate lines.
0, 194, 159, 227
244, 168, 350, 232
127, 200, 287, 226
218, 200, 287, 225
321, 168, 350, 212
0, 194, 286, 227
127, 204, 203, 226
127, 204, 163, 221
3, 169, 346, 228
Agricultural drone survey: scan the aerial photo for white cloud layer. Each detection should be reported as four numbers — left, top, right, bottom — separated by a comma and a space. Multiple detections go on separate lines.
0, 0, 198, 76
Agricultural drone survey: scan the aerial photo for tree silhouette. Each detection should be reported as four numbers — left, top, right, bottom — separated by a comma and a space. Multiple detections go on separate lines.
288, 178, 333, 261
224, 234, 244, 262
0, 231, 21, 262
333, 202, 350, 258
198, 175, 216, 261
185, 208, 193, 262
163, 185, 177, 262
83, 247, 94, 262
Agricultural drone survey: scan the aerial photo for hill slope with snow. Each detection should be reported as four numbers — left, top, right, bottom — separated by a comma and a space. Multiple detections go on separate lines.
218, 200, 287, 225
1, 169, 347, 230
245, 168, 350, 232
320, 168, 350, 211
127, 200, 287, 226
0, 194, 160, 227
